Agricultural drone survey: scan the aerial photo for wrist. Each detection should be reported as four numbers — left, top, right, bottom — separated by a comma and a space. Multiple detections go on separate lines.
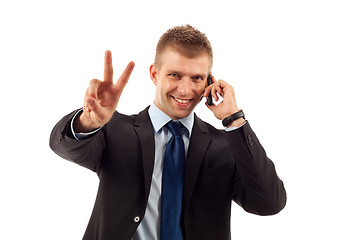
222, 110, 245, 128
227, 117, 246, 128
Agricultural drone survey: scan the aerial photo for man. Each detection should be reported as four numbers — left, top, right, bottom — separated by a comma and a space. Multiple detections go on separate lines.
50, 25, 286, 240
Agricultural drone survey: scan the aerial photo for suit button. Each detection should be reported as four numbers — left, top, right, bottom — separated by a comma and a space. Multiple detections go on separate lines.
134, 216, 140, 223
247, 134, 254, 145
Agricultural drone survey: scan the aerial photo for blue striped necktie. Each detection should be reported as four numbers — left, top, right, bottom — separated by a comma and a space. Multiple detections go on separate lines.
161, 121, 186, 240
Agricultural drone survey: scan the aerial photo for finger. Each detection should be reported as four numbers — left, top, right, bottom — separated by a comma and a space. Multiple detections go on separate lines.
104, 50, 113, 83
84, 96, 97, 113
211, 83, 220, 101
204, 75, 217, 97
215, 84, 224, 97
218, 80, 235, 99
115, 61, 135, 94
205, 99, 217, 112
215, 89, 223, 99
211, 74, 217, 84
210, 75, 220, 100
85, 95, 106, 117
87, 79, 102, 99
203, 84, 212, 97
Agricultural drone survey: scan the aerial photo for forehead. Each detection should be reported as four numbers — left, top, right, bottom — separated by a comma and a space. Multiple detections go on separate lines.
159, 48, 211, 75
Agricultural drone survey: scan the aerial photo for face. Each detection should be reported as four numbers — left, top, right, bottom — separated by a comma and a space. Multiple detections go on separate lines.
150, 49, 211, 120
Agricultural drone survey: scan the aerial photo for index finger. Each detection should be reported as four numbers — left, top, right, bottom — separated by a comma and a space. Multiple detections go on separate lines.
104, 50, 113, 83
204, 75, 217, 97
211, 74, 217, 84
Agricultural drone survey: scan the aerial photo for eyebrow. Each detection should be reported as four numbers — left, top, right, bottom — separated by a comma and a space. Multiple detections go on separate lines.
167, 70, 207, 79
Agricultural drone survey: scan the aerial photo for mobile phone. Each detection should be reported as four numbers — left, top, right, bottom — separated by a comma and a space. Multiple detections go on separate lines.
206, 74, 213, 105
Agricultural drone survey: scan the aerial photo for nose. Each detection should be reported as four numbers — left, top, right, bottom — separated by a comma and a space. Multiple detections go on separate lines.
177, 78, 191, 96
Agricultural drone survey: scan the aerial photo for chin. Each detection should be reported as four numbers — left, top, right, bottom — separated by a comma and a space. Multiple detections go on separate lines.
171, 108, 194, 119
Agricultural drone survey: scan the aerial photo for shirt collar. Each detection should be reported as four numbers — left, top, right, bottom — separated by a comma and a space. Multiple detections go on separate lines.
148, 103, 194, 138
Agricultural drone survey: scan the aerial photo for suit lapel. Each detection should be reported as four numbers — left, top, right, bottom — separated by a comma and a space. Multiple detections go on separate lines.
133, 107, 155, 201
132, 109, 211, 213
183, 115, 212, 212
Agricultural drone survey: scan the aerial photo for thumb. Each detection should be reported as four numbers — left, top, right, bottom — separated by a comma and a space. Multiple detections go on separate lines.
82, 97, 110, 128
205, 101, 216, 112
84, 97, 100, 113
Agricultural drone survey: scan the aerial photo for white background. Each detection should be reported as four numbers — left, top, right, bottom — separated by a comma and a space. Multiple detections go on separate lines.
1, 0, 359, 239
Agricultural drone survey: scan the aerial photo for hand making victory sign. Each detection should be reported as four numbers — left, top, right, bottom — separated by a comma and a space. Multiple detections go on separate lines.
74, 50, 135, 132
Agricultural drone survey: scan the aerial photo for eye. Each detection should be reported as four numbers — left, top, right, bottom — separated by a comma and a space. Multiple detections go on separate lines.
168, 73, 180, 78
192, 76, 203, 82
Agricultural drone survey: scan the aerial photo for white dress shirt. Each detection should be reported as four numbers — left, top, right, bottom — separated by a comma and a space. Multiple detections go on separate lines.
131, 104, 194, 240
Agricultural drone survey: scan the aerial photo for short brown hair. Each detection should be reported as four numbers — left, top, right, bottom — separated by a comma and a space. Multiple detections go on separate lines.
155, 24, 213, 69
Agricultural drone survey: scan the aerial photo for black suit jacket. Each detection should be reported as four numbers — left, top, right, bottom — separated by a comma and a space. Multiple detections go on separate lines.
50, 107, 286, 240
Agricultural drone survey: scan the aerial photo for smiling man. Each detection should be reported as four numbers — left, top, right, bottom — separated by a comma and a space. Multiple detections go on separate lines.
150, 49, 210, 120
50, 25, 286, 240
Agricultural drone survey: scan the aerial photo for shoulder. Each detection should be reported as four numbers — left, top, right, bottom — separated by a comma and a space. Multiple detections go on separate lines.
193, 114, 226, 137
109, 111, 136, 124
106, 106, 151, 129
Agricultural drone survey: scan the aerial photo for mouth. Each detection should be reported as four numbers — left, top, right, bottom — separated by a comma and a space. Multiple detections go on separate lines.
172, 96, 192, 105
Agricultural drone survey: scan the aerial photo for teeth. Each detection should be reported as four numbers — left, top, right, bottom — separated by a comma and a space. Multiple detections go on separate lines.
174, 97, 190, 104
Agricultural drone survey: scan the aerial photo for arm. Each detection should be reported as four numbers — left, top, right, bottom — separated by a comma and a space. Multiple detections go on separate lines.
204, 76, 286, 215
228, 123, 286, 215
49, 109, 106, 172
49, 50, 135, 172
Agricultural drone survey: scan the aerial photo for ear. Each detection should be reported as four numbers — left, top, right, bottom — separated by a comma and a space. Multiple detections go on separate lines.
149, 64, 158, 86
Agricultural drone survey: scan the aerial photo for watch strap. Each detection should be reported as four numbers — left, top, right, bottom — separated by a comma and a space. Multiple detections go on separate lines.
222, 110, 245, 127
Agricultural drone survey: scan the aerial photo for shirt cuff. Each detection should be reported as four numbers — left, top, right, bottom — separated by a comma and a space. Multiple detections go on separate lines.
70, 109, 102, 140
225, 120, 247, 132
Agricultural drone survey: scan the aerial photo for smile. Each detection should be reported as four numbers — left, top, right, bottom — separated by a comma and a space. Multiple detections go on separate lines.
172, 96, 192, 104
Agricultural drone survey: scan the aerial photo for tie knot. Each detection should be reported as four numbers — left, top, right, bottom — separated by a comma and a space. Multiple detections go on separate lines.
167, 121, 183, 137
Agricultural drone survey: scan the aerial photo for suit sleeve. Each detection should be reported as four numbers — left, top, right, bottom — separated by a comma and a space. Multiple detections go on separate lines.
49, 109, 106, 173
228, 121, 287, 215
